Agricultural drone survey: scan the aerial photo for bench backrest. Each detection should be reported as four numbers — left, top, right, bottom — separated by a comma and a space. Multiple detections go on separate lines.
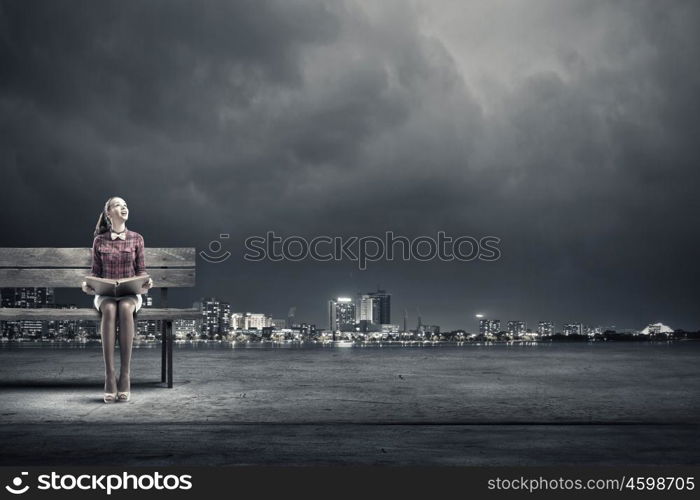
0, 248, 196, 288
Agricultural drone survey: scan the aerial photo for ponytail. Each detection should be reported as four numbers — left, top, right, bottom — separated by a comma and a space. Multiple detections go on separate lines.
93, 196, 117, 237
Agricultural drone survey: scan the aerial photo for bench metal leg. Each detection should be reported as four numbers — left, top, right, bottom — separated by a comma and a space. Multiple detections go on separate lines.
167, 320, 173, 388
160, 287, 170, 387
161, 320, 167, 383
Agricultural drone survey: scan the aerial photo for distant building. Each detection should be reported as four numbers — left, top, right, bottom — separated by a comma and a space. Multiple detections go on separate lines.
246, 313, 270, 330
231, 312, 244, 330
381, 323, 401, 334
357, 289, 391, 324
291, 322, 317, 339
583, 325, 601, 336
419, 324, 440, 337
639, 322, 673, 335
357, 319, 376, 333
479, 319, 500, 336
271, 318, 287, 330
197, 298, 231, 339
231, 312, 272, 330
77, 321, 99, 340
220, 302, 231, 334
563, 323, 583, 336
1, 287, 55, 339
174, 319, 200, 339
537, 321, 555, 336
328, 297, 356, 331
507, 320, 526, 337
47, 304, 78, 339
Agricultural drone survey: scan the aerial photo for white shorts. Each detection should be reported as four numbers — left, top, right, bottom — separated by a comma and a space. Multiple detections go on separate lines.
94, 294, 143, 314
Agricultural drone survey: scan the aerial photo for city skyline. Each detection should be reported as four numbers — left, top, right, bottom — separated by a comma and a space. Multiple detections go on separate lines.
1, 286, 685, 339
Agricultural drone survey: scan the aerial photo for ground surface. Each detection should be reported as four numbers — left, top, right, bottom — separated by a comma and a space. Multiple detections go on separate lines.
1, 342, 698, 465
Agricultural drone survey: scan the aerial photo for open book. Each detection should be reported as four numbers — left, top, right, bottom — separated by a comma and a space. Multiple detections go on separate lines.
85, 275, 150, 297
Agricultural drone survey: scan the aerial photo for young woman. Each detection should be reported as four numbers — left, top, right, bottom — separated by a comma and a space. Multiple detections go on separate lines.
81, 196, 153, 403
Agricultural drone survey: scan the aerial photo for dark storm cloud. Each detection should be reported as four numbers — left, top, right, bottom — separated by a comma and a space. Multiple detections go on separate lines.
1, 0, 699, 329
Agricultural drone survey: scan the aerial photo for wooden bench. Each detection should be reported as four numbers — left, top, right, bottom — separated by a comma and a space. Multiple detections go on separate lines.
0, 247, 199, 388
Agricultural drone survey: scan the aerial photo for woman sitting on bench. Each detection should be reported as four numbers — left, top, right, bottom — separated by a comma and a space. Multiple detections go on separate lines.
81, 196, 153, 403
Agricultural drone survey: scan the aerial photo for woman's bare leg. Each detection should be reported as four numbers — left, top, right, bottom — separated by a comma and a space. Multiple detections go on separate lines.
117, 298, 137, 393
99, 299, 118, 394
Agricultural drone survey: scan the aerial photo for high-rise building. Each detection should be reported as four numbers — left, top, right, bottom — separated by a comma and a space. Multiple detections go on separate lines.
198, 298, 231, 339
219, 302, 231, 335
357, 289, 391, 324
358, 296, 373, 323
537, 321, 555, 336
328, 297, 356, 331
507, 320, 526, 337
478, 319, 500, 336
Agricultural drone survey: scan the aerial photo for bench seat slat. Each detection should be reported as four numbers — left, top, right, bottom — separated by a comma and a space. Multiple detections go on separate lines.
0, 268, 195, 288
0, 308, 201, 321
0, 248, 195, 267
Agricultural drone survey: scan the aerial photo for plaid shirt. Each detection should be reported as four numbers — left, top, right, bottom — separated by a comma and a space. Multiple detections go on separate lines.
90, 229, 147, 279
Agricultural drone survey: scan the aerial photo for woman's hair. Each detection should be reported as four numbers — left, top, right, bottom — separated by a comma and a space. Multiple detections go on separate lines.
93, 196, 119, 237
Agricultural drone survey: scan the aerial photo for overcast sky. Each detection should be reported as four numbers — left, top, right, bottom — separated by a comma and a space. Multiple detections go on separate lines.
1, 0, 699, 331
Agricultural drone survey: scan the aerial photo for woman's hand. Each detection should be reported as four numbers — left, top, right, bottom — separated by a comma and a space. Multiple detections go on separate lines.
140, 277, 154, 293
81, 281, 96, 295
